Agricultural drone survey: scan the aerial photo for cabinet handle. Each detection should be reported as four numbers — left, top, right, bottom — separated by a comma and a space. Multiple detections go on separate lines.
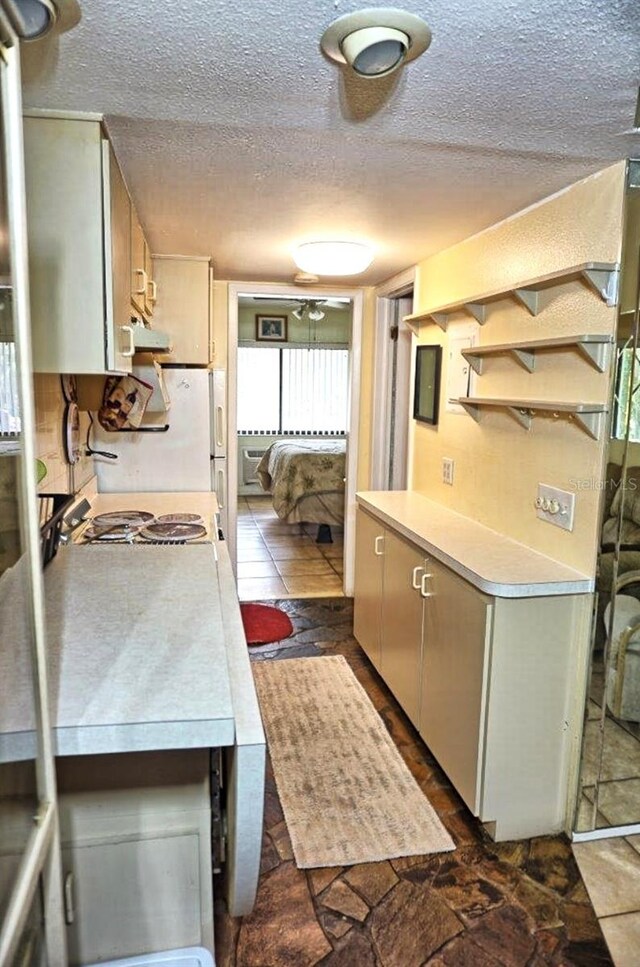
374, 535, 384, 556
216, 467, 226, 509
216, 405, 225, 449
134, 268, 148, 295
63, 872, 75, 925
147, 279, 157, 303
121, 324, 135, 357
412, 565, 425, 589
421, 572, 434, 598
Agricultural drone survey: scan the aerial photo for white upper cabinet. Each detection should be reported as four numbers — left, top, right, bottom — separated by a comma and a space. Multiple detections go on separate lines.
24, 116, 134, 374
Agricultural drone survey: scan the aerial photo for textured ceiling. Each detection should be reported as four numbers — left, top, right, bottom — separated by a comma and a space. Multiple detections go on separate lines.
21, 0, 640, 285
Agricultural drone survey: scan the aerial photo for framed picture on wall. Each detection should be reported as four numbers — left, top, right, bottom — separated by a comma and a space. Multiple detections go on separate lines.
413, 345, 442, 425
256, 314, 288, 342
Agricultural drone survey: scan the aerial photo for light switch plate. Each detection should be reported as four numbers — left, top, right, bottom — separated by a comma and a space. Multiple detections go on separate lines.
535, 483, 575, 532
442, 457, 454, 486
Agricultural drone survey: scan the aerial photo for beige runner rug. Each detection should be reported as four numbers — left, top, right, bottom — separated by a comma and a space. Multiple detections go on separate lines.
253, 655, 455, 868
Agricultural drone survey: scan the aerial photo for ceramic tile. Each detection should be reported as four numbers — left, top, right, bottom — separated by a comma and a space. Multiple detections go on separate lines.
589, 779, 640, 828
237, 561, 281, 578
573, 837, 640, 917
580, 718, 640, 785
599, 911, 640, 967
269, 545, 325, 561
237, 577, 288, 601
275, 560, 336, 577
626, 834, 640, 854
282, 574, 344, 596
236, 548, 274, 564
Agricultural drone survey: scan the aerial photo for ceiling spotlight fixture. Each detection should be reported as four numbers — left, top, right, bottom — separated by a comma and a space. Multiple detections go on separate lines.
293, 240, 374, 276
321, 7, 432, 79
5, 0, 58, 40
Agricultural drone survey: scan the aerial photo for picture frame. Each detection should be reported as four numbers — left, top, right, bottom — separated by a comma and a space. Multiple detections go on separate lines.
255, 314, 288, 342
413, 344, 442, 425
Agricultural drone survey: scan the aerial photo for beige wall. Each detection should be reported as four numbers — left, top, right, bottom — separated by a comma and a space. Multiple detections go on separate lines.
410, 162, 626, 575
34, 374, 94, 496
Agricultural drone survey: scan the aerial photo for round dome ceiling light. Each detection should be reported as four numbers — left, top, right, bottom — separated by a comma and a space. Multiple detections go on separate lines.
321, 7, 432, 79
293, 241, 375, 277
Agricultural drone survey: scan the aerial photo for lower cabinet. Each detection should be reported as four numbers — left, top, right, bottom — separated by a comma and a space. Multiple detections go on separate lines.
353, 506, 592, 840
353, 508, 385, 670
57, 750, 214, 966
420, 559, 492, 814
380, 531, 428, 727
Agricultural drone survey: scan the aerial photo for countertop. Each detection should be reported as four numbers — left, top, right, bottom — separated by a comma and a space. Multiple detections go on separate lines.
357, 490, 594, 598
45, 544, 235, 755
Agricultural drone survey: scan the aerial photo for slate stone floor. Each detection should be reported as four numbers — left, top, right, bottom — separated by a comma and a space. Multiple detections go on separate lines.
214, 598, 613, 966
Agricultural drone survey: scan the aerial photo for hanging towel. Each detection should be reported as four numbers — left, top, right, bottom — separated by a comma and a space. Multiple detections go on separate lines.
98, 373, 153, 431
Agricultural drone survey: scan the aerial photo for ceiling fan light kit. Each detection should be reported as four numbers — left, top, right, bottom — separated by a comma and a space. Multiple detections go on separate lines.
293, 240, 375, 276
321, 7, 432, 79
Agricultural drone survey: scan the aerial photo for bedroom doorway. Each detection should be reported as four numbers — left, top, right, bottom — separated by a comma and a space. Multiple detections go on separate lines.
227, 283, 363, 602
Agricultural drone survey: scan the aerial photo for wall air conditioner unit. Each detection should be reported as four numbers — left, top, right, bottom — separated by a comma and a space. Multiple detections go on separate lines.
242, 448, 267, 485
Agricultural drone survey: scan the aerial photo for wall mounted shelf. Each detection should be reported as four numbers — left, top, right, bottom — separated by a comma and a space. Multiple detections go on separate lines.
462, 334, 614, 375
458, 397, 608, 440
404, 262, 619, 332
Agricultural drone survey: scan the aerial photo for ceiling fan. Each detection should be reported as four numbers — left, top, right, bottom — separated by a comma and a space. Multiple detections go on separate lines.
252, 296, 347, 322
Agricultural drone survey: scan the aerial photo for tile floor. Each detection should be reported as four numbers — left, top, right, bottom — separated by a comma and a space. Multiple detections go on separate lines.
573, 836, 640, 966
215, 598, 614, 966
236, 496, 344, 601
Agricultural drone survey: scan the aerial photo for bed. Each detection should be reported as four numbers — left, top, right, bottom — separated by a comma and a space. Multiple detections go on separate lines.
256, 439, 346, 528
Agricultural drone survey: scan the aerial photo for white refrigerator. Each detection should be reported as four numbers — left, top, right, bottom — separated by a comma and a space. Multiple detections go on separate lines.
93, 367, 228, 536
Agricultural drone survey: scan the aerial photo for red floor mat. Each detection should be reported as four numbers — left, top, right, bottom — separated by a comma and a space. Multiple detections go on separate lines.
240, 602, 294, 645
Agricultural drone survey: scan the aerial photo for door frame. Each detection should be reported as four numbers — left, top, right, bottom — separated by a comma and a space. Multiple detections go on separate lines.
370, 267, 416, 490
227, 282, 364, 595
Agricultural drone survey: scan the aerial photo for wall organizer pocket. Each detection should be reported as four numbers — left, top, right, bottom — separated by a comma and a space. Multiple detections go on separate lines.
458, 397, 608, 439
462, 334, 614, 374
404, 261, 619, 333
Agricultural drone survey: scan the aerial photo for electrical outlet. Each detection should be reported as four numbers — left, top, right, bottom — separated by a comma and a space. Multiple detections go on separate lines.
535, 484, 575, 532
442, 457, 454, 486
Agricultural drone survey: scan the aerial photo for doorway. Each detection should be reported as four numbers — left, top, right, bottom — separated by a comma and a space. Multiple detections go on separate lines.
371, 269, 415, 491
227, 283, 363, 601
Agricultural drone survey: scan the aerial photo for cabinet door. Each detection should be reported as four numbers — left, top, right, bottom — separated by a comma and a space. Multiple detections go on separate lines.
63, 833, 202, 965
353, 509, 384, 670
103, 142, 133, 373
130, 205, 147, 318
152, 257, 212, 365
380, 531, 426, 726
420, 560, 492, 814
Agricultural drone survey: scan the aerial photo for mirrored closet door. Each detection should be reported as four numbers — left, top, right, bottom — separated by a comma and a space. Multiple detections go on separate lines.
576, 159, 640, 836
0, 9, 64, 963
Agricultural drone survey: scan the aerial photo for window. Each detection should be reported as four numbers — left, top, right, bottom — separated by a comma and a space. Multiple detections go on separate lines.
613, 342, 640, 441
237, 346, 349, 434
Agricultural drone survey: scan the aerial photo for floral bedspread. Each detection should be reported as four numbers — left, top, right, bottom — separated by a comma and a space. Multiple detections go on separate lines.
256, 440, 346, 519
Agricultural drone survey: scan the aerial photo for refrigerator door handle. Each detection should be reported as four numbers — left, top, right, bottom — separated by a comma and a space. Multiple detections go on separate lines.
215, 405, 225, 450
216, 466, 226, 509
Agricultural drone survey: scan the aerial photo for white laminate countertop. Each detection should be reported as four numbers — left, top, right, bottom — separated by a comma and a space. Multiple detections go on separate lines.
42, 543, 235, 756
356, 491, 594, 598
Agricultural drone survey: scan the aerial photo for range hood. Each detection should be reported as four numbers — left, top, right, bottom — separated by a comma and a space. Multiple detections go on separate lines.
131, 321, 173, 353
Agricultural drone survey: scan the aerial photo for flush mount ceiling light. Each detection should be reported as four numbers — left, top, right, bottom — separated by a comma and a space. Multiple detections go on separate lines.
321, 7, 432, 79
293, 240, 374, 276
5, 0, 58, 40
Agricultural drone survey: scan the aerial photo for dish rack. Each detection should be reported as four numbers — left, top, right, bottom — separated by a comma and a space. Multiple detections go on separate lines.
39, 493, 75, 567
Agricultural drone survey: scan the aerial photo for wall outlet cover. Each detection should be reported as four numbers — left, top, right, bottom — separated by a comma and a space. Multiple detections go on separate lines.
535, 483, 575, 532
443, 457, 454, 486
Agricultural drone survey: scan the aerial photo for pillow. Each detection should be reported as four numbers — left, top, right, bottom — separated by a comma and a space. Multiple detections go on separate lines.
602, 461, 623, 522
